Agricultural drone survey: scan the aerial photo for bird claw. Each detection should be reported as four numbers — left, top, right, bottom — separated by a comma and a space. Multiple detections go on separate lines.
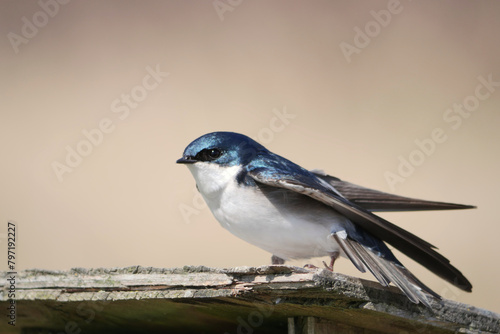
322, 260, 334, 271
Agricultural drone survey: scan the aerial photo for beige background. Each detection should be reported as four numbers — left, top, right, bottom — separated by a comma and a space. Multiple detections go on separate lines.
1, 1, 499, 313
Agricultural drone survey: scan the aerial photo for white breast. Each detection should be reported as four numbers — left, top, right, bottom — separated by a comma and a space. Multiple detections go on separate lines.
186, 162, 345, 260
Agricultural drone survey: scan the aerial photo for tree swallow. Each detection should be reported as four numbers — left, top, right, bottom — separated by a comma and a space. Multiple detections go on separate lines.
176, 132, 474, 307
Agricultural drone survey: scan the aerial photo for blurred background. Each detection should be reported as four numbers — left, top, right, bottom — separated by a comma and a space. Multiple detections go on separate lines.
1, 0, 499, 313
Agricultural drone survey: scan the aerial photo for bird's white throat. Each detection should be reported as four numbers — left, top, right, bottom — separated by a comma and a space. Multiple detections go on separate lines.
186, 163, 241, 198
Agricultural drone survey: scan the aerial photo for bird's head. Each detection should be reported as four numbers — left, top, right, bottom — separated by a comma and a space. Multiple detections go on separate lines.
176, 132, 267, 167
177, 132, 268, 194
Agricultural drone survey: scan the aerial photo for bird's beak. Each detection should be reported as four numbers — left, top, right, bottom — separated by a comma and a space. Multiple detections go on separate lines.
176, 156, 197, 164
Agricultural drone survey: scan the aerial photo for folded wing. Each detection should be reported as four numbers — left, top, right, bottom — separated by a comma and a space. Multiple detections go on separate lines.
246, 159, 472, 293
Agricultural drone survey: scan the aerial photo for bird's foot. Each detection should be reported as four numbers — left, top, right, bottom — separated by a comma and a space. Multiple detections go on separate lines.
303, 264, 319, 269
322, 251, 340, 272
322, 261, 334, 271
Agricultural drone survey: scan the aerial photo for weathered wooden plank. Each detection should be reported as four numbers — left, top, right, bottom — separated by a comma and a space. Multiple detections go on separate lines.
16, 272, 234, 289
0, 265, 498, 334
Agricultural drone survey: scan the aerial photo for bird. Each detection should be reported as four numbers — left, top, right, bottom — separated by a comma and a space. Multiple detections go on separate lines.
176, 131, 474, 307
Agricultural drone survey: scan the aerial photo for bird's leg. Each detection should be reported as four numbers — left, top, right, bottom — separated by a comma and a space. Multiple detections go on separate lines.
271, 255, 285, 265
322, 251, 340, 272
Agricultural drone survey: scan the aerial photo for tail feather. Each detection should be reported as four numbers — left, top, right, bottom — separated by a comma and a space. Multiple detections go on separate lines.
333, 231, 439, 307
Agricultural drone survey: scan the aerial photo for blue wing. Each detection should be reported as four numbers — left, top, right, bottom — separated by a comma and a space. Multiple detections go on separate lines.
244, 152, 472, 298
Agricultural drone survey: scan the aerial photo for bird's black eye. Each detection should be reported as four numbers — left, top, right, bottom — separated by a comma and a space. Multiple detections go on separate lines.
195, 148, 222, 161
